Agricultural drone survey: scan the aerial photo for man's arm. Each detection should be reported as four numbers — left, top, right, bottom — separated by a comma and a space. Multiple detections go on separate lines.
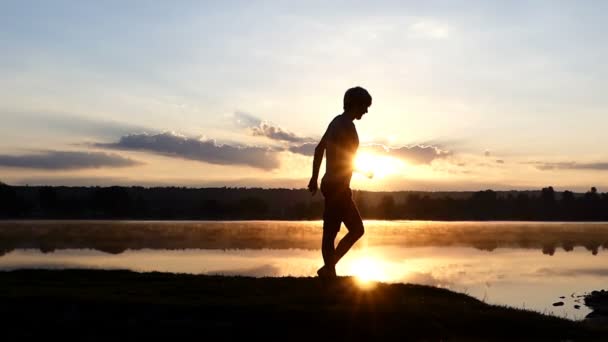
308, 133, 327, 195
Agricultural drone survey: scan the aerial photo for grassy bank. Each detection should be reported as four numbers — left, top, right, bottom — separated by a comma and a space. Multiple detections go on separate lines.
0, 269, 605, 341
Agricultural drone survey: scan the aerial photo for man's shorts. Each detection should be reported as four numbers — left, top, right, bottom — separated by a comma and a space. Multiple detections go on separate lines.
321, 178, 361, 233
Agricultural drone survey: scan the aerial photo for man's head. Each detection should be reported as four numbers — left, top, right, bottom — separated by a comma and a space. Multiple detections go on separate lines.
343, 86, 372, 120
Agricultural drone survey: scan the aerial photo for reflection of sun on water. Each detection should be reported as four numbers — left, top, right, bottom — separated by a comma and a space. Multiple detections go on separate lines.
354, 152, 404, 179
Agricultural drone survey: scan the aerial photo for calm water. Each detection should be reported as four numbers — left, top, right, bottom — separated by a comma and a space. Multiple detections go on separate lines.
1, 220, 607, 320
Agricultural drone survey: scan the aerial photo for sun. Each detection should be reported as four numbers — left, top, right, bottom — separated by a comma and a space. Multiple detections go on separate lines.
353, 152, 404, 179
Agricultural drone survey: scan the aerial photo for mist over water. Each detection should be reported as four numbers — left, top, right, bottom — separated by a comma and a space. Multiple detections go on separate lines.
1, 220, 607, 320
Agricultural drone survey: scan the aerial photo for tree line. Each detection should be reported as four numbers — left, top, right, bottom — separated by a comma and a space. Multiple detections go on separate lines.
0, 182, 606, 220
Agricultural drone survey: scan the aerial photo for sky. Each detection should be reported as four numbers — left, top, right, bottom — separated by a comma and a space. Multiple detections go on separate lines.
1, 0, 608, 191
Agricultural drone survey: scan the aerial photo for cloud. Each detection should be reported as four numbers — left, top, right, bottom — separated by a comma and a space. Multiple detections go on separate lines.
0, 151, 141, 170
234, 112, 312, 143
288, 142, 450, 165
529, 162, 608, 171
98, 132, 280, 170
365, 144, 452, 165
252, 122, 311, 143
234, 112, 452, 164
289, 143, 317, 156
234, 111, 261, 127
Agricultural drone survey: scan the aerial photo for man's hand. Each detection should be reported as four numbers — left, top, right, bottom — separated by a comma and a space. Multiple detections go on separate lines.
308, 178, 318, 195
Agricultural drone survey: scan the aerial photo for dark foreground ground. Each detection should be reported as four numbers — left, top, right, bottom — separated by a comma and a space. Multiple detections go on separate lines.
1, 270, 606, 341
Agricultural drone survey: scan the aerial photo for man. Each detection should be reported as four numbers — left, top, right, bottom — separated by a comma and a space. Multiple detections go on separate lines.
308, 86, 372, 279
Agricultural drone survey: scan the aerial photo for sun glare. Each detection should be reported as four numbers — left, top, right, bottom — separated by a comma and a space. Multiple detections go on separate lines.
354, 152, 404, 179
345, 256, 389, 287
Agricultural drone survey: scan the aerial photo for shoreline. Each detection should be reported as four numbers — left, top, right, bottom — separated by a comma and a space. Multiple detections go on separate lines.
1, 269, 606, 340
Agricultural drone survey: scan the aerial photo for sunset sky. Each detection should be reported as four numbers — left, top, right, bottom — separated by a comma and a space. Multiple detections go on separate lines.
2, 1, 608, 191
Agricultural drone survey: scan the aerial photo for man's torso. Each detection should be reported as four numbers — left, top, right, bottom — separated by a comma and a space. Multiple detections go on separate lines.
323, 114, 359, 190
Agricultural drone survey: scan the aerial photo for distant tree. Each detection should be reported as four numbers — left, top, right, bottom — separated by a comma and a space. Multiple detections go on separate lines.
562, 190, 575, 203
469, 190, 498, 219
311, 200, 323, 218
39, 187, 58, 214
92, 186, 131, 218
289, 201, 309, 219
561, 190, 576, 220
132, 195, 150, 219
602, 192, 608, 220
540, 186, 557, 220
201, 199, 224, 219
235, 196, 269, 219
583, 187, 601, 220
584, 187, 599, 201
353, 191, 370, 218
0, 182, 18, 217
541, 186, 555, 202
403, 194, 423, 219
4, 185, 608, 221
378, 195, 396, 219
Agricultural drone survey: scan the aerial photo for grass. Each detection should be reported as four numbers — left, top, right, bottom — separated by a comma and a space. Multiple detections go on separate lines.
0, 269, 606, 341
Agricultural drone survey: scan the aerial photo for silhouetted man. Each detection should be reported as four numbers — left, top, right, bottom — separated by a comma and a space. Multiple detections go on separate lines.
308, 86, 372, 279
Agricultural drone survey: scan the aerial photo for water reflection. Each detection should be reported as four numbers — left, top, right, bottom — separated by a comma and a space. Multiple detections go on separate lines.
1, 220, 607, 255
1, 220, 607, 321
1, 245, 606, 320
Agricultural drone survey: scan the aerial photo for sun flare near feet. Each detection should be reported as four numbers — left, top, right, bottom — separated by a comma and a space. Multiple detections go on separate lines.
344, 255, 390, 288
353, 152, 405, 179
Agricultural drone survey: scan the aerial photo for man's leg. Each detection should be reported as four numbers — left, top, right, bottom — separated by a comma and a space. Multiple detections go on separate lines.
319, 195, 341, 277
320, 220, 340, 276
334, 195, 364, 265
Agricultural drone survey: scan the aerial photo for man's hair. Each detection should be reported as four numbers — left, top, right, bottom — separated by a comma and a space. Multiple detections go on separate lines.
343, 86, 372, 111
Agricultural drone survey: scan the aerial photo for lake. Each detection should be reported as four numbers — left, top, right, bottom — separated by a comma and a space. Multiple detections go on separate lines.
1, 220, 607, 320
